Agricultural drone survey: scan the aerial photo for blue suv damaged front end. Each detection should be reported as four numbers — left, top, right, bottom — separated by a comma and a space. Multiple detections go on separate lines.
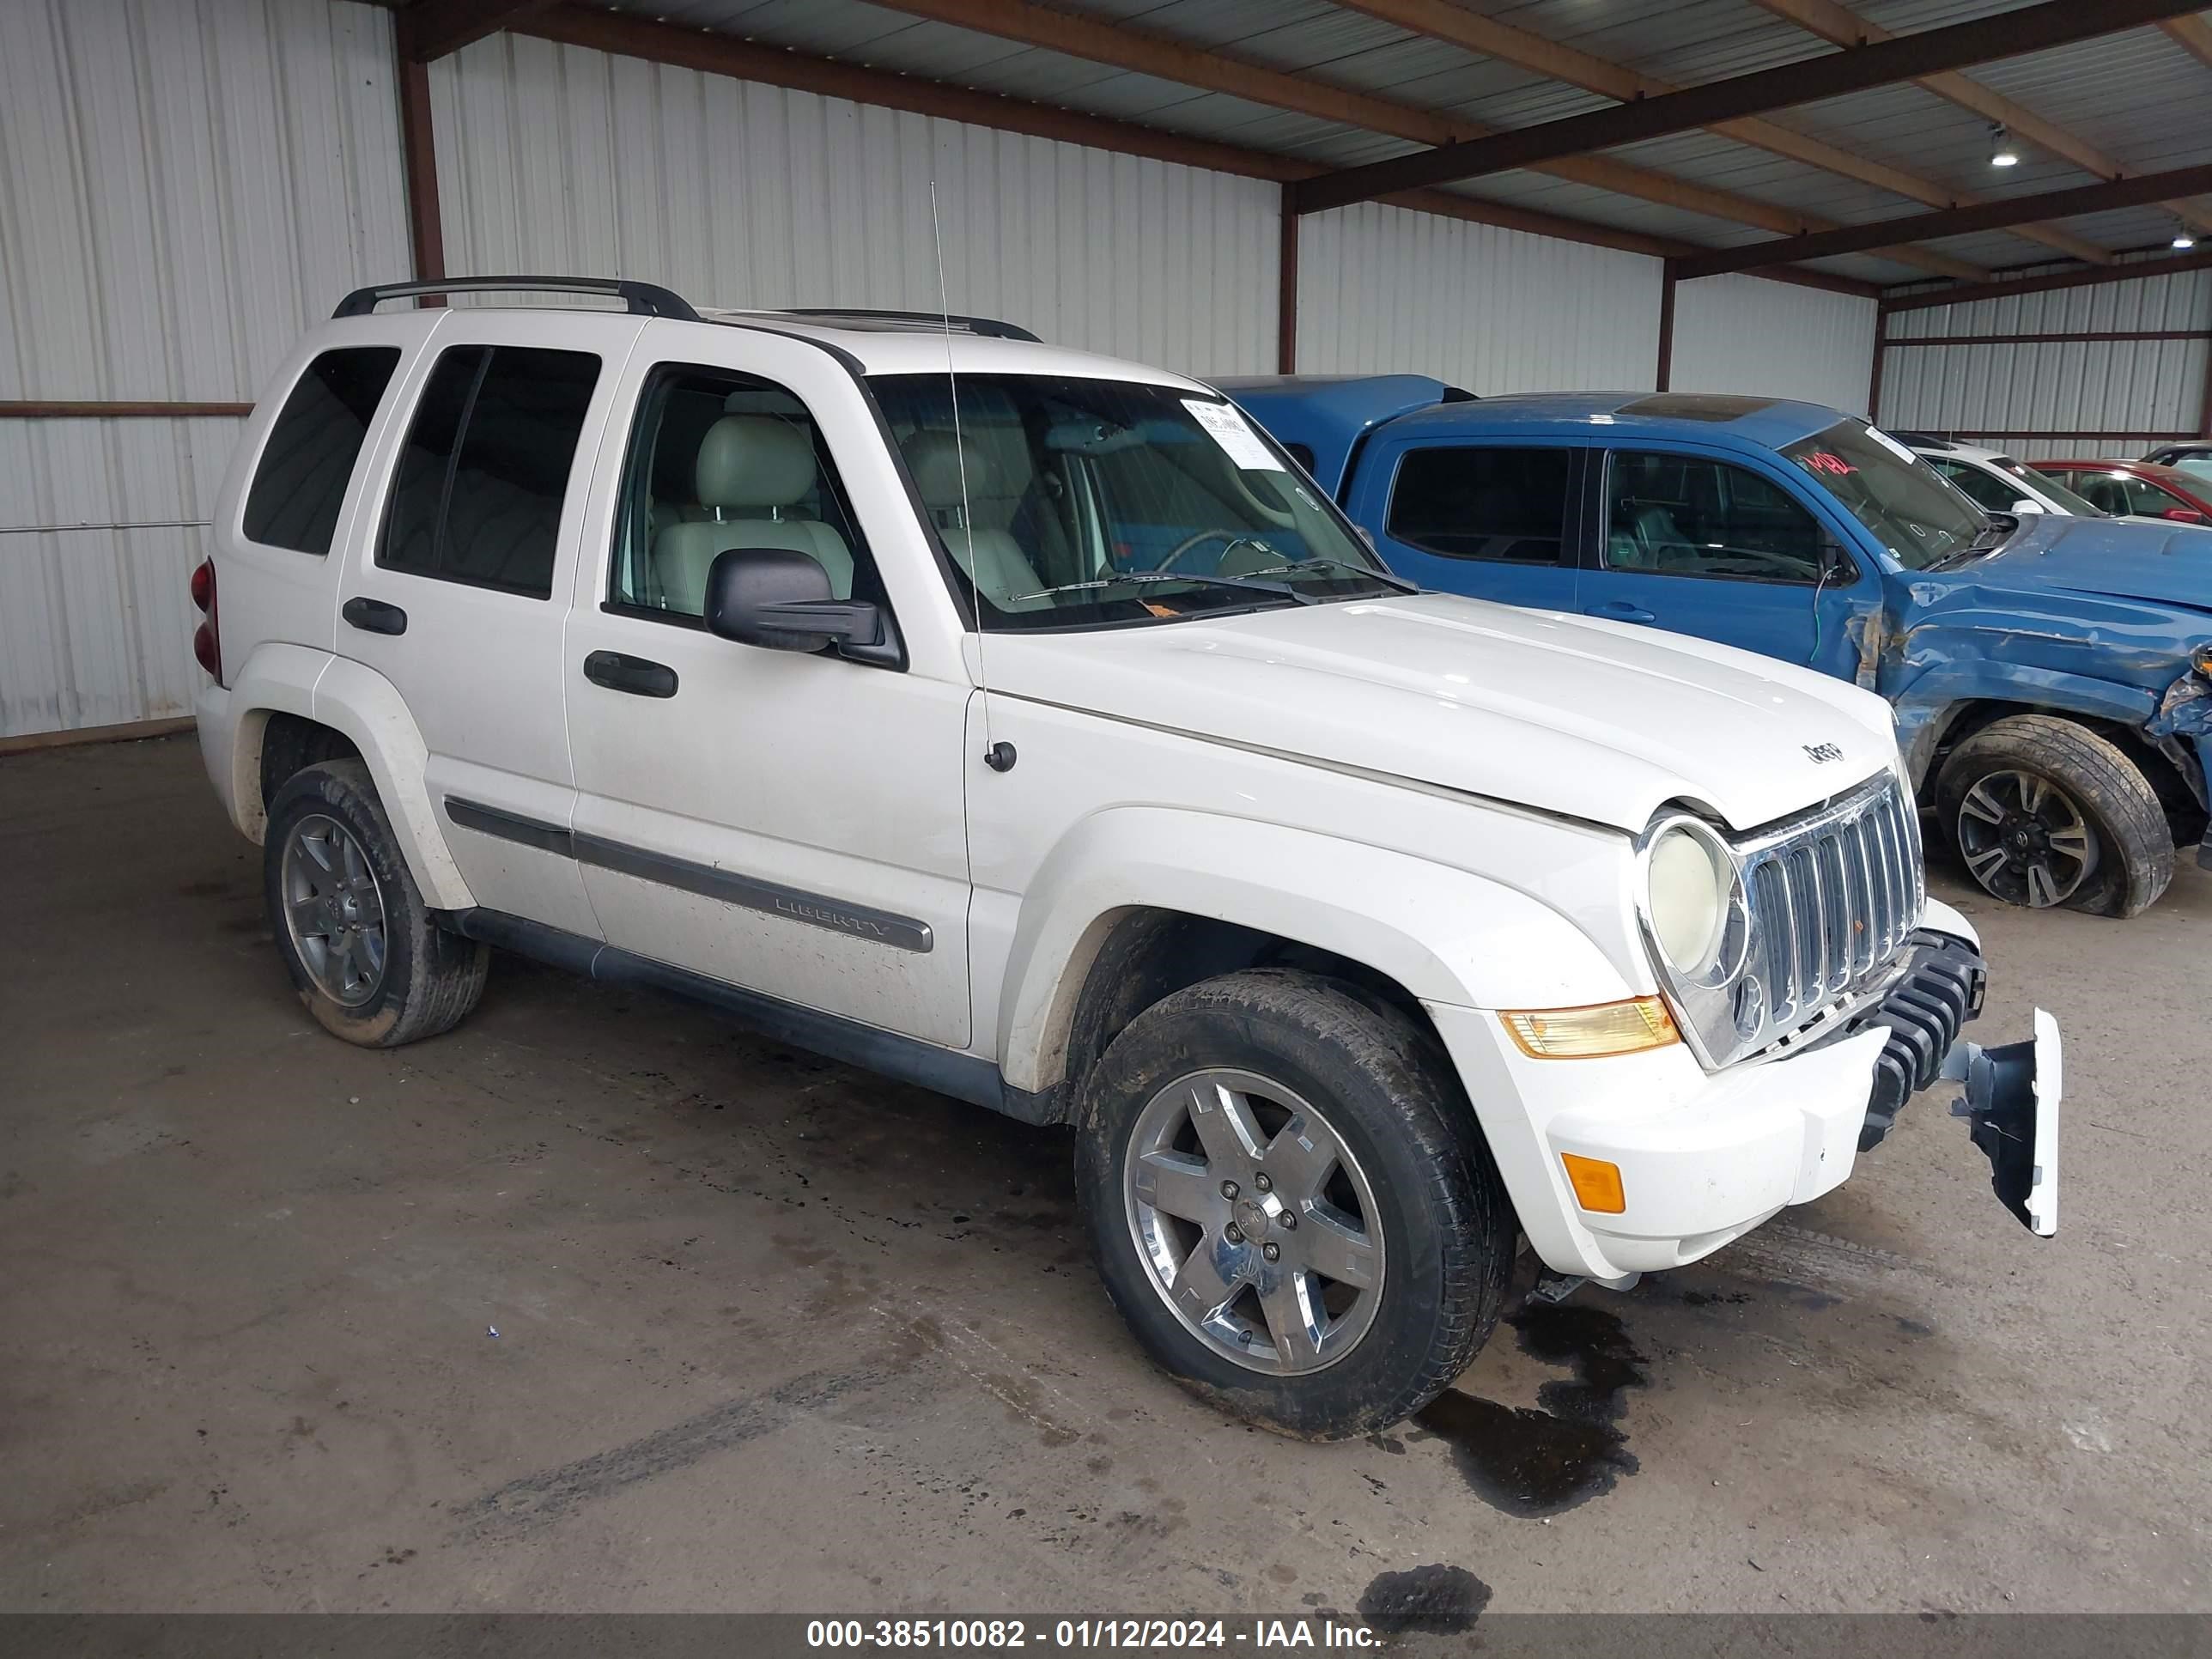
1224, 377, 2212, 910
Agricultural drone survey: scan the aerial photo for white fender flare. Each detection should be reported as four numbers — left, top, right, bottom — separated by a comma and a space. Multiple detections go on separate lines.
223, 645, 475, 911
994, 805, 1638, 1093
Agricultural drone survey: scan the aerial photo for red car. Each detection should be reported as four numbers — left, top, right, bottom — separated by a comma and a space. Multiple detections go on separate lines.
2034, 459, 2212, 525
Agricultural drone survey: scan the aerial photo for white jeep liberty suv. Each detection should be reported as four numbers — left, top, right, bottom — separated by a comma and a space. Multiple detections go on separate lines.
192, 277, 2058, 1439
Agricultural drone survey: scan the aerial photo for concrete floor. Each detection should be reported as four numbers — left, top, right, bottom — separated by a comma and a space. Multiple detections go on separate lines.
3, 734, 2207, 1616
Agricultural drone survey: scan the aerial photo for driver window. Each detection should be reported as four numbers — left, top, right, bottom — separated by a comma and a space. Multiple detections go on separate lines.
1604, 451, 1823, 583
609, 365, 876, 621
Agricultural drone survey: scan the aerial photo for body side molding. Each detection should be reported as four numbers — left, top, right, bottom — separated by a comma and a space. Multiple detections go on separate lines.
443, 796, 934, 952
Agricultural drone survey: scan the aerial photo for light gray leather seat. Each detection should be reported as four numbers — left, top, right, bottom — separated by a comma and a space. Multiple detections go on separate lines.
902, 430, 1046, 606
653, 416, 854, 613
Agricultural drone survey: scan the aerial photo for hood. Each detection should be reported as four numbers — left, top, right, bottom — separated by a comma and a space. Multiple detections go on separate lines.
980, 593, 1899, 835
1960, 514, 2212, 613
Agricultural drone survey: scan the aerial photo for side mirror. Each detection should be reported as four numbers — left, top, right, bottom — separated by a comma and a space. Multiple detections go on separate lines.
2008, 498, 2044, 516
704, 546, 891, 660
2162, 507, 2208, 525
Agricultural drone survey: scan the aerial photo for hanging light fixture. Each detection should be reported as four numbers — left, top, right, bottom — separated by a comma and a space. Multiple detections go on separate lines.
2175, 216, 2198, 251
1989, 123, 2020, 167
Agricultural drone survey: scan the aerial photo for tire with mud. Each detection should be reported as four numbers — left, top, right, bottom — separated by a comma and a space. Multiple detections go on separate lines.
1934, 714, 2171, 918
263, 760, 489, 1047
1074, 968, 1516, 1440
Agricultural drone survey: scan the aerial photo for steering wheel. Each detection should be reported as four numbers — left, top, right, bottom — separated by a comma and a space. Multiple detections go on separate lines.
1139, 528, 1265, 573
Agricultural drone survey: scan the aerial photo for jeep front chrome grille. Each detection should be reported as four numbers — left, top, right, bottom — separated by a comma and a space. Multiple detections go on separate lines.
1741, 770, 1924, 1042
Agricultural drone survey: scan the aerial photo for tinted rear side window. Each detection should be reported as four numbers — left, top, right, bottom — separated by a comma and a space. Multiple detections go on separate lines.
242, 347, 401, 554
1386, 446, 1573, 564
380, 344, 600, 599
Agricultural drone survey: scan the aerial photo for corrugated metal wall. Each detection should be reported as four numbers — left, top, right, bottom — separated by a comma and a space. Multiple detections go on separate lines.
1669, 275, 1878, 414
0, 0, 407, 739
1294, 203, 1663, 392
428, 33, 1282, 375
1878, 270, 2212, 460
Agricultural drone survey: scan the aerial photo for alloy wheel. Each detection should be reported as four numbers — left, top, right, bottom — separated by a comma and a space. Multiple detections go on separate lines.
1122, 1067, 1385, 1375
1954, 769, 2094, 908
280, 813, 389, 1006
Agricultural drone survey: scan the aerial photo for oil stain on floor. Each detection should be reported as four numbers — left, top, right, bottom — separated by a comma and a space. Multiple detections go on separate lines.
1357, 1564, 1491, 1635
1411, 1301, 1648, 1517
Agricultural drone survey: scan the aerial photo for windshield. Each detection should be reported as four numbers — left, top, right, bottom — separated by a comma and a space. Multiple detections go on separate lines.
870, 374, 1399, 629
2002, 458, 2106, 516
1784, 420, 1990, 571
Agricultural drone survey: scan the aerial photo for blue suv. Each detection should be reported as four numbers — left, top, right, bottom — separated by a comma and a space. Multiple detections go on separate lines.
1225, 380, 2212, 918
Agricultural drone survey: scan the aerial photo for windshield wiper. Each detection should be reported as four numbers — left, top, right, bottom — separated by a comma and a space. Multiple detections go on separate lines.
1007, 570, 1319, 606
1926, 512, 2021, 571
1241, 556, 1419, 594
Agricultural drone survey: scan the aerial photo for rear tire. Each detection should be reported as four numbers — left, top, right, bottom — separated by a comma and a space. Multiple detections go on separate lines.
1074, 968, 1515, 1439
263, 760, 488, 1047
1935, 714, 2171, 918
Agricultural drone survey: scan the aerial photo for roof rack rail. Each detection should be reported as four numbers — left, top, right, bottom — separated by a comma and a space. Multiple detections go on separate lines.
333, 276, 700, 321
772, 308, 1042, 343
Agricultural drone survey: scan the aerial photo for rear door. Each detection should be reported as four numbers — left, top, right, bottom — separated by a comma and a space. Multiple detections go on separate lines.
1573, 445, 1871, 680
1349, 438, 1585, 612
335, 311, 646, 937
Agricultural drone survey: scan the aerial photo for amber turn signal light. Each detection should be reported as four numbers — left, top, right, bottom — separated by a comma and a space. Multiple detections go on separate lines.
1500, 996, 1679, 1059
1560, 1153, 1626, 1215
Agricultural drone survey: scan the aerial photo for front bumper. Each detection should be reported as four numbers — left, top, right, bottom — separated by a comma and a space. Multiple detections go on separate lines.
1428, 917, 2061, 1281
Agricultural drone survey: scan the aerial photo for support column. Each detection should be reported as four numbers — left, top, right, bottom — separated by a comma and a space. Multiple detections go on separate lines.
396, 16, 447, 295
1655, 262, 1678, 391
1277, 187, 1299, 374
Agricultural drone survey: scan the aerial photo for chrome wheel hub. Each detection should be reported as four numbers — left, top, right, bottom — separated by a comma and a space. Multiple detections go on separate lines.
280, 813, 389, 1007
1122, 1067, 1385, 1376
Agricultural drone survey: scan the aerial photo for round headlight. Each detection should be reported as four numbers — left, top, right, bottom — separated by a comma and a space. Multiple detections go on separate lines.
1648, 825, 1730, 977
2191, 641, 2212, 678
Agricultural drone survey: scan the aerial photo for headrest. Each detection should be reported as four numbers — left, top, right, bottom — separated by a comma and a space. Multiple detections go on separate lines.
695, 416, 816, 510
902, 430, 996, 510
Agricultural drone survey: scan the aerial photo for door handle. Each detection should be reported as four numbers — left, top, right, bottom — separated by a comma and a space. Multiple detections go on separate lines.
583, 649, 678, 698
342, 597, 407, 635
1584, 601, 1657, 623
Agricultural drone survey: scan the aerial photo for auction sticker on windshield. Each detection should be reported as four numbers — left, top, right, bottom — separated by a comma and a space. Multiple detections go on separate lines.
1182, 398, 1284, 471
1864, 424, 1923, 466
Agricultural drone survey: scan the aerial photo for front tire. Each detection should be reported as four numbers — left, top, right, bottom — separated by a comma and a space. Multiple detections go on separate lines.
264, 760, 489, 1047
1074, 969, 1515, 1439
1935, 714, 2171, 918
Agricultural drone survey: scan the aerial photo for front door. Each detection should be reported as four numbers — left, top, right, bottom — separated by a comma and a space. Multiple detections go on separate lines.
562, 332, 973, 1048
1574, 446, 1870, 681
1352, 440, 1586, 613
336, 312, 645, 937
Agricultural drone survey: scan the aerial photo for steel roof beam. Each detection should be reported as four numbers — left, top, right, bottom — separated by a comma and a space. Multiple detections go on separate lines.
1337, 0, 2113, 265
861, 0, 1984, 281
1748, 0, 2212, 237
1288, 0, 2204, 215
399, 0, 558, 63
1680, 161, 2212, 277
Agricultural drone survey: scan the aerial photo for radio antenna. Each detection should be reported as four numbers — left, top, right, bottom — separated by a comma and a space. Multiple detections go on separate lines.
929, 181, 994, 752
